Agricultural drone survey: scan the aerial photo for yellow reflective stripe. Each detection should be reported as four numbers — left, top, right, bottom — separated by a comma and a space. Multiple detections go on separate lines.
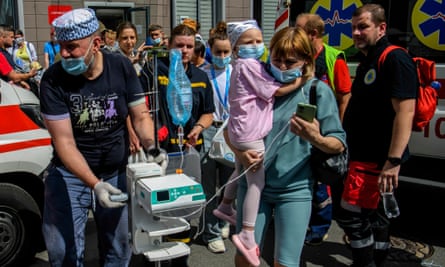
191, 82, 207, 88
158, 77, 207, 89
165, 237, 191, 243
158, 76, 168, 86
169, 138, 203, 145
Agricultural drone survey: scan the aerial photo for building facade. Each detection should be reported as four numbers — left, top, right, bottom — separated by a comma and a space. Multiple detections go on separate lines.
2, 0, 291, 68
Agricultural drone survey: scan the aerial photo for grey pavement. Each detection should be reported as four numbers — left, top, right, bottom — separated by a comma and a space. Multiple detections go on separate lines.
31, 217, 444, 267
30, 181, 445, 266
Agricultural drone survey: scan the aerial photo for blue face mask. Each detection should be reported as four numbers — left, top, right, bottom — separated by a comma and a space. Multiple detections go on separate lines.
153, 37, 162, 45
269, 63, 303, 83
61, 39, 94, 76
237, 43, 265, 59
212, 54, 232, 68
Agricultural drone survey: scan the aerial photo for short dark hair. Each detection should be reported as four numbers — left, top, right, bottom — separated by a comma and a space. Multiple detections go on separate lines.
194, 40, 206, 57
148, 24, 163, 33
171, 24, 196, 40
353, 3, 386, 25
0, 24, 14, 37
14, 29, 24, 36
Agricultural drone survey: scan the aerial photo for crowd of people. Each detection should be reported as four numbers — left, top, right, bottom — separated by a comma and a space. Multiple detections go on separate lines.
0, 24, 39, 91
7, 3, 416, 266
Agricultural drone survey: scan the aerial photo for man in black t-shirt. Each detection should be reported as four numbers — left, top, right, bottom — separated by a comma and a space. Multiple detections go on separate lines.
39, 8, 158, 267
338, 4, 417, 267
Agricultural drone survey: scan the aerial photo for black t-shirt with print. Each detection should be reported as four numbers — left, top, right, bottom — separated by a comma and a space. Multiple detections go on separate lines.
40, 50, 145, 177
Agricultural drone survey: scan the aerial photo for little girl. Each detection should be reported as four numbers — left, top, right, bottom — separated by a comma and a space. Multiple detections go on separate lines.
212, 20, 300, 266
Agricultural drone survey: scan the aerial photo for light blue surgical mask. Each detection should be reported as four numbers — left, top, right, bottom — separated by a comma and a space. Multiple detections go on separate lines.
153, 37, 162, 45
61, 39, 94, 76
212, 54, 232, 68
269, 63, 303, 83
237, 43, 265, 59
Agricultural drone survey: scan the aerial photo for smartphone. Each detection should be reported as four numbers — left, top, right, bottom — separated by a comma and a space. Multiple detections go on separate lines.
296, 103, 317, 122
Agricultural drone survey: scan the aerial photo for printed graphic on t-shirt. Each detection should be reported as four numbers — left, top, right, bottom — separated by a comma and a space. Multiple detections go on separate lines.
72, 93, 120, 133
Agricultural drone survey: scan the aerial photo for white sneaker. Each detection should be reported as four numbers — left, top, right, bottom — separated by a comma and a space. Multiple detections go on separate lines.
208, 239, 226, 253
221, 223, 230, 239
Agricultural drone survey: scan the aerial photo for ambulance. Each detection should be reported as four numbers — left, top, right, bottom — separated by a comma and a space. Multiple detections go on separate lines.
0, 79, 52, 267
291, 0, 445, 189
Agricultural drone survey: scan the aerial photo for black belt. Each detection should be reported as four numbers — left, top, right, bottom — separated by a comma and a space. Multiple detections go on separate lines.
212, 121, 224, 128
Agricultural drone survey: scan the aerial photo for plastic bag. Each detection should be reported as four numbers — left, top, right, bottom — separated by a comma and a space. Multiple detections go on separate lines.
208, 120, 235, 168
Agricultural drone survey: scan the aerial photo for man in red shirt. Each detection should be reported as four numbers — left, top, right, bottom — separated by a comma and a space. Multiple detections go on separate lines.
0, 25, 36, 89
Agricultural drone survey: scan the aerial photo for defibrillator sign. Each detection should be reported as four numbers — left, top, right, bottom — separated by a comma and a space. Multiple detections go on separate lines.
412, 0, 445, 51
310, 0, 363, 50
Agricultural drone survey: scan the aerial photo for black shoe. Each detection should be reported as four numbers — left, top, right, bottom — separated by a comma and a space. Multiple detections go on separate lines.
305, 231, 328, 246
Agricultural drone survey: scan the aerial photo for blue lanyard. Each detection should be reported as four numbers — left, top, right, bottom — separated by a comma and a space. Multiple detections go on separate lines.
210, 66, 230, 110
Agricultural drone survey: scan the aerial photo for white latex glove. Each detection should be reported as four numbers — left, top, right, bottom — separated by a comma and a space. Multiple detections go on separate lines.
93, 181, 126, 208
147, 147, 169, 172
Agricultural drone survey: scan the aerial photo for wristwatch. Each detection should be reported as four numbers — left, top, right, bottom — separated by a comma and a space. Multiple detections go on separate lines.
387, 157, 402, 166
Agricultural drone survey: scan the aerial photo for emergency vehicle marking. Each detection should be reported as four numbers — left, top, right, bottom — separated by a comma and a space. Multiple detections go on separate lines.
0, 138, 51, 153
0, 105, 40, 134
434, 117, 445, 138
423, 116, 445, 139
0, 105, 51, 153
310, 0, 363, 50
412, 0, 445, 51
275, 0, 290, 31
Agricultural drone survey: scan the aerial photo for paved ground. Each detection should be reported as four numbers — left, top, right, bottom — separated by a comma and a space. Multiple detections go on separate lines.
30, 181, 445, 267
31, 216, 444, 267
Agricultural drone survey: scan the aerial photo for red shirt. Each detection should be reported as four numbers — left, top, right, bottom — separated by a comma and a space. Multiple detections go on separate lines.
0, 53, 13, 77
333, 59, 352, 95
315, 46, 352, 95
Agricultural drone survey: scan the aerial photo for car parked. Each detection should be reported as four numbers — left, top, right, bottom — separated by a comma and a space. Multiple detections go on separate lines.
0, 79, 52, 267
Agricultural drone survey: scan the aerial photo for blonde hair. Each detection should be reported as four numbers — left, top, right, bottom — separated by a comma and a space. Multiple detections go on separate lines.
269, 26, 316, 80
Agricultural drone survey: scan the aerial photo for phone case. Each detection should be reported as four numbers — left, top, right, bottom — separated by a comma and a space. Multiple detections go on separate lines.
296, 103, 317, 122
